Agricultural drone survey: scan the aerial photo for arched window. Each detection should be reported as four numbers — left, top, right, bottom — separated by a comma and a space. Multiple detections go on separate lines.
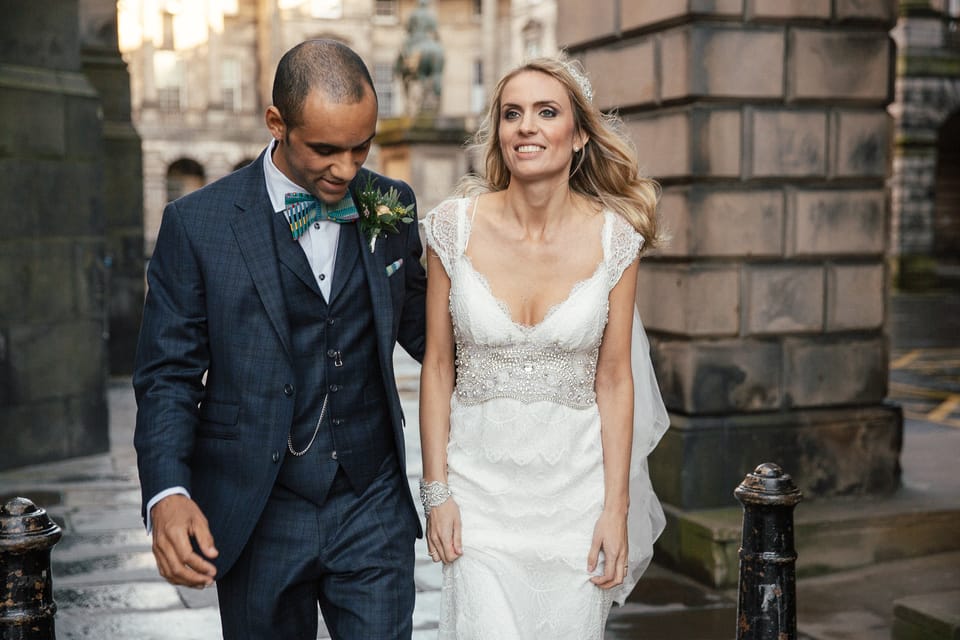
522, 20, 543, 60
934, 110, 960, 258
166, 158, 205, 202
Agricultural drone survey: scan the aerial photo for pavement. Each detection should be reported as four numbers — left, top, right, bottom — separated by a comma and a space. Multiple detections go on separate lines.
1, 290, 958, 639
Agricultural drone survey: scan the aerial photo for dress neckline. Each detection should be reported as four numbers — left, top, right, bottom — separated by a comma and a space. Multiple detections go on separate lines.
459, 201, 610, 331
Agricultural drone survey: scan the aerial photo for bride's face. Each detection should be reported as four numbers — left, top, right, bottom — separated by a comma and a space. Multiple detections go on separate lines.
498, 70, 585, 184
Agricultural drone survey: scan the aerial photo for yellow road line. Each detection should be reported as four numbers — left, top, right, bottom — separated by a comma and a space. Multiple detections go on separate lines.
929, 394, 960, 422
891, 350, 920, 368
903, 409, 960, 428
889, 381, 952, 399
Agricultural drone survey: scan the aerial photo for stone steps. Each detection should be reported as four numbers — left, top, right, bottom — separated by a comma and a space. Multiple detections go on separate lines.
892, 591, 960, 640
656, 490, 960, 590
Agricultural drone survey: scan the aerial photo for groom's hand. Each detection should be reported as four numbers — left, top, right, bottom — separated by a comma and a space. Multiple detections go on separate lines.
150, 494, 219, 588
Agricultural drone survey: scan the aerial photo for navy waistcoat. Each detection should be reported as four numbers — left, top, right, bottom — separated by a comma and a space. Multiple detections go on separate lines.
272, 214, 393, 505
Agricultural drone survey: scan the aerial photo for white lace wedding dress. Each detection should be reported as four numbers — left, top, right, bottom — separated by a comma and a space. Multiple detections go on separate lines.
422, 197, 669, 639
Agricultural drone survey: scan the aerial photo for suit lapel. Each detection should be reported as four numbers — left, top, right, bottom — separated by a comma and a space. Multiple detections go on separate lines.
273, 213, 325, 300
229, 156, 294, 358
353, 220, 395, 376
328, 223, 359, 305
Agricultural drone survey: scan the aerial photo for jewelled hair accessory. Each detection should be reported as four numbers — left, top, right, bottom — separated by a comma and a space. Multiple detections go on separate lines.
561, 59, 594, 103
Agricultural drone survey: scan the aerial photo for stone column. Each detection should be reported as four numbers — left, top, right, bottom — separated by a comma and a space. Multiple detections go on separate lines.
0, 0, 110, 469
79, 0, 145, 375
481, 0, 499, 97
558, 1, 901, 583
889, 2, 960, 288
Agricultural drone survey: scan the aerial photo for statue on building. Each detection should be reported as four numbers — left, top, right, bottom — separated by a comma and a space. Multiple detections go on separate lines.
395, 0, 445, 115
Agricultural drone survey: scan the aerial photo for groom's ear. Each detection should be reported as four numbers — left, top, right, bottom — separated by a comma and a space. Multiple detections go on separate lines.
265, 106, 286, 142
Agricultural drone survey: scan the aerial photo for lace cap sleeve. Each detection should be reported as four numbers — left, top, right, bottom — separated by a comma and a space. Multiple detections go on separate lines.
420, 197, 467, 274
604, 211, 645, 288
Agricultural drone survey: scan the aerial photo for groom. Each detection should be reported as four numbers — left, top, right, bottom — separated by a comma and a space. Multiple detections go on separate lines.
133, 39, 426, 639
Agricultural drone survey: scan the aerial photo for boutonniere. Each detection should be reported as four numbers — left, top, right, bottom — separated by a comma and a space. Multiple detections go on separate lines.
355, 175, 415, 253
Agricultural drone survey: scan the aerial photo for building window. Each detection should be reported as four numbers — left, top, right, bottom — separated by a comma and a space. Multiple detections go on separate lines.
311, 0, 342, 19
157, 86, 181, 112
522, 20, 543, 60
375, 0, 397, 18
221, 58, 241, 112
471, 59, 485, 114
473, 0, 482, 16
155, 51, 185, 111
374, 62, 394, 118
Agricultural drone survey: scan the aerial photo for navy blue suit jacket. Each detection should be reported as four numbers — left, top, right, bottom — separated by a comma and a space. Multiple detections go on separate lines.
132, 151, 427, 576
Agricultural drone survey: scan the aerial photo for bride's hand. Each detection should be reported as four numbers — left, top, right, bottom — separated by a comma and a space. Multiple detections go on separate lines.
426, 498, 462, 564
587, 509, 628, 589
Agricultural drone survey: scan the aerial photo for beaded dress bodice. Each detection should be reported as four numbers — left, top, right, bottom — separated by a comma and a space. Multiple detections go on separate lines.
423, 197, 642, 411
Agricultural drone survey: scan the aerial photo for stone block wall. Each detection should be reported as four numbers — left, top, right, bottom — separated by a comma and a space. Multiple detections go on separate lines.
558, 1, 901, 508
0, 1, 110, 470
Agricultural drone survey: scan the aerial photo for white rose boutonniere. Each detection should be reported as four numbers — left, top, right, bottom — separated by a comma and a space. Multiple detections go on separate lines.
356, 175, 415, 253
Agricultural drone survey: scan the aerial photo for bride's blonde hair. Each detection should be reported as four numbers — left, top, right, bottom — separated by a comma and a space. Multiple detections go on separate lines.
457, 54, 660, 249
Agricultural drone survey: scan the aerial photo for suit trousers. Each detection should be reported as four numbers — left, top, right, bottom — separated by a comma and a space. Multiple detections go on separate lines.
215, 452, 418, 639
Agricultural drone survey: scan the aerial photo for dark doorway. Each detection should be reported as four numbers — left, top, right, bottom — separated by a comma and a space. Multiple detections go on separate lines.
166, 158, 206, 202
934, 110, 960, 258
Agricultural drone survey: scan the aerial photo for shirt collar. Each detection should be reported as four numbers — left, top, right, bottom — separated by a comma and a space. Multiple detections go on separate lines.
263, 139, 307, 213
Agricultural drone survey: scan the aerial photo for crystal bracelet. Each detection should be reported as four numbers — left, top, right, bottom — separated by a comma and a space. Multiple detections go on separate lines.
419, 479, 451, 516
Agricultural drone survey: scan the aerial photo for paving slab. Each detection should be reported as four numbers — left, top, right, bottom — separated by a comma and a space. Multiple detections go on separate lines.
55, 608, 225, 640
792, 551, 960, 640
56, 581, 183, 611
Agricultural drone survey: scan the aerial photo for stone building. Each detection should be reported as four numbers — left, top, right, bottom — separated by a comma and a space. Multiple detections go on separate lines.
558, 0, 906, 586
890, 0, 960, 288
117, 0, 557, 253
0, 0, 143, 469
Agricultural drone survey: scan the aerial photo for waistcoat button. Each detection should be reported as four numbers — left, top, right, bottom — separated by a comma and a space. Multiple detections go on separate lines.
283, 384, 294, 396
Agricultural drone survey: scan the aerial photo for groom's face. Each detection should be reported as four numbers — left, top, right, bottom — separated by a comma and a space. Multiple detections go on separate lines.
268, 86, 378, 204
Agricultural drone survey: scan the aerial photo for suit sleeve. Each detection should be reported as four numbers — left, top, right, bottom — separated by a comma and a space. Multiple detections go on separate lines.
396, 181, 427, 363
132, 200, 210, 521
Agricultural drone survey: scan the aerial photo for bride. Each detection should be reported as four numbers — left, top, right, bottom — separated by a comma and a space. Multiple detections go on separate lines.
418, 55, 669, 638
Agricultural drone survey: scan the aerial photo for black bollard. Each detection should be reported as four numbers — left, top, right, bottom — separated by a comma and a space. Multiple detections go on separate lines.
0, 497, 62, 640
734, 463, 803, 640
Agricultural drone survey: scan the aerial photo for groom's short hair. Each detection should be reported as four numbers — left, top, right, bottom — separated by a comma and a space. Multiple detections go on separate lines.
272, 39, 376, 128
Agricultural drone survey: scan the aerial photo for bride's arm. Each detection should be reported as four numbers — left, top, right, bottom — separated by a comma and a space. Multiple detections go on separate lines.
589, 257, 640, 589
419, 245, 462, 563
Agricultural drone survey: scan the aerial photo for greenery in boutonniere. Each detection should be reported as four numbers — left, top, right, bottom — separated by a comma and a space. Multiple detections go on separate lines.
355, 175, 415, 252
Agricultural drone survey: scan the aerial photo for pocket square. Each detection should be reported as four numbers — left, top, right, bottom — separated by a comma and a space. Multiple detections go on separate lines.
385, 258, 403, 277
